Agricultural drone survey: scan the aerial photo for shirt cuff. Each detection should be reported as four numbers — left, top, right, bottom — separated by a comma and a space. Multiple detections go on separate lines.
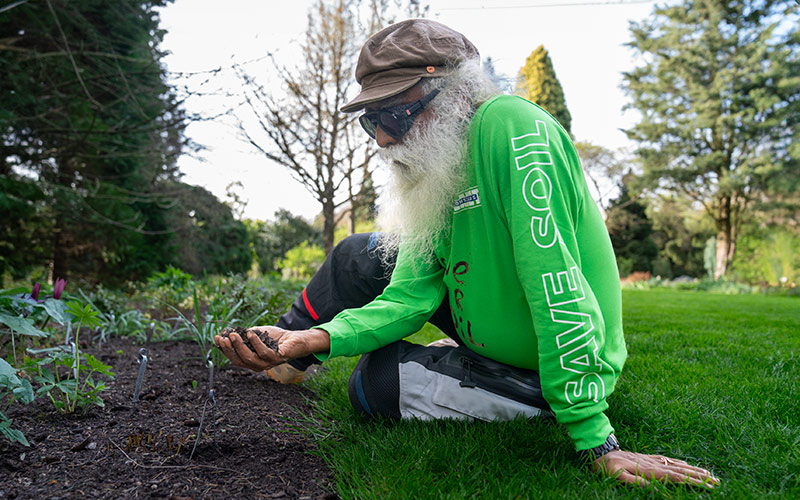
311, 317, 357, 362
565, 412, 615, 451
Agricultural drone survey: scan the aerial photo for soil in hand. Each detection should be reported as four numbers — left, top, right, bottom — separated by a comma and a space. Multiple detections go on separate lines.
220, 326, 280, 353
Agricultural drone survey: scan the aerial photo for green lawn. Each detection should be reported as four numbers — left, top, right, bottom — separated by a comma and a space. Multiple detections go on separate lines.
303, 289, 799, 499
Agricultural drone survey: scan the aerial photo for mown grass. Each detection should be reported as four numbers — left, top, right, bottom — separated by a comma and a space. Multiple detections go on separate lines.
303, 289, 799, 499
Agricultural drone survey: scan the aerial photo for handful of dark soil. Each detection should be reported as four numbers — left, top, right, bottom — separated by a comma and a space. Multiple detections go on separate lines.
219, 326, 280, 353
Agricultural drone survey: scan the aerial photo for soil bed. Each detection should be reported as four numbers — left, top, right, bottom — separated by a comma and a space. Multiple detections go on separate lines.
1, 337, 336, 500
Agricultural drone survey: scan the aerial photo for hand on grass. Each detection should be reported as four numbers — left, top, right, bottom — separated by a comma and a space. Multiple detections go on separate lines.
593, 449, 720, 489
214, 327, 330, 372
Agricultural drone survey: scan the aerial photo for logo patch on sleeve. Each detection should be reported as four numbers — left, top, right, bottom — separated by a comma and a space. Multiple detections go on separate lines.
454, 187, 481, 213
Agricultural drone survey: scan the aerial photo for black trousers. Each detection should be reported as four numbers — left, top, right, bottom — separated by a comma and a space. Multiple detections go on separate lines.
277, 233, 461, 371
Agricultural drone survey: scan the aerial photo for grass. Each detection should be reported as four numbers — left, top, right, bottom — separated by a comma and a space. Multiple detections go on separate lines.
303, 290, 800, 499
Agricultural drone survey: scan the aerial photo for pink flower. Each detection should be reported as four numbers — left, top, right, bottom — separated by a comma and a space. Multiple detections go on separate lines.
31, 283, 41, 301
53, 278, 66, 300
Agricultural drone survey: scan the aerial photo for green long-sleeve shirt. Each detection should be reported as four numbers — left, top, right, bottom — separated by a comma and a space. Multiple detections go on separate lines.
317, 95, 627, 451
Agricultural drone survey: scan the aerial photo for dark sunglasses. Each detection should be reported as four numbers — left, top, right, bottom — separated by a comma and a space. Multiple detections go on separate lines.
359, 89, 440, 140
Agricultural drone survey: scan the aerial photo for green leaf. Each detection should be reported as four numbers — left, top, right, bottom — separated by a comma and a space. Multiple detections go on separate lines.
42, 298, 70, 325
84, 355, 114, 378
12, 379, 34, 404
0, 287, 30, 298
64, 300, 101, 328
0, 313, 47, 337
34, 367, 55, 384
0, 418, 30, 446
0, 358, 19, 383
27, 346, 70, 356
55, 379, 77, 394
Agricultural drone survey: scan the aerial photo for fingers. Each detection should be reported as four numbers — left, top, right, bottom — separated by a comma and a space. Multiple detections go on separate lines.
246, 329, 285, 363
597, 450, 720, 489
650, 455, 719, 486
214, 334, 245, 367
214, 332, 270, 372
647, 467, 716, 488
615, 469, 651, 487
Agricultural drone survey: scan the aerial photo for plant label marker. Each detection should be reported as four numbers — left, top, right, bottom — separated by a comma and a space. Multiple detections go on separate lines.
132, 348, 148, 408
190, 349, 219, 460
64, 322, 78, 379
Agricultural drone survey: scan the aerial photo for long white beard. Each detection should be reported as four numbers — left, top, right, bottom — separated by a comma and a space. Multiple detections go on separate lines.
375, 96, 471, 267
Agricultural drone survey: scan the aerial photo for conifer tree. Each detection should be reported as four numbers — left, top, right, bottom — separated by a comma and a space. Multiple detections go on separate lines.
516, 46, 572, 134
623, 0, 799, 279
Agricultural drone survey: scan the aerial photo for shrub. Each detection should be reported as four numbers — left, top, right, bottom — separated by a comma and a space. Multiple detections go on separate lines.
277, 242, 325, 280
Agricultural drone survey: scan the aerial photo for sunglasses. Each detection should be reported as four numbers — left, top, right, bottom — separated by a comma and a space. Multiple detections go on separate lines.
359, 89, 440, 140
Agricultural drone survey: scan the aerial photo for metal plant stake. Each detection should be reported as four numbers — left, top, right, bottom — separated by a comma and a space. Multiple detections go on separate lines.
132, 348, 148, 409
64, 323, 78, 379
190, 349, 219, 459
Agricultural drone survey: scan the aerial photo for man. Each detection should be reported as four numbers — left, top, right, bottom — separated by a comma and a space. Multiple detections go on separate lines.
216, 19, 719, 488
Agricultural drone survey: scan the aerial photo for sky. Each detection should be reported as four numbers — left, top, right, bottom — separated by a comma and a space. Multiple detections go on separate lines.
158, 0, 659, 221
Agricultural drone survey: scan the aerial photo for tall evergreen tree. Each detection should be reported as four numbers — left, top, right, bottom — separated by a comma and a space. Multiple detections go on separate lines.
623, 0, 800, 279
516, 45, 572, 135
0, 0, 188, 284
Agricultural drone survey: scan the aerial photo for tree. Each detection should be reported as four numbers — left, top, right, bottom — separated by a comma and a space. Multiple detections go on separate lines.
168, 183, 252, 276
646, 194, 713, 278
516, 45, 572, 135
575, 142, 627, 215
604, 179, 659, 276
247, 210, 322, 275
0, 0, 189, 284
235, 0, 410, 254
0, 176, 50, 282
623, 0, 800, 279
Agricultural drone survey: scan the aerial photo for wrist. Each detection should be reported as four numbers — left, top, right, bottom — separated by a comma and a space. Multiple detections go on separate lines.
578, 433, 620, 463
303, 328, 331, 353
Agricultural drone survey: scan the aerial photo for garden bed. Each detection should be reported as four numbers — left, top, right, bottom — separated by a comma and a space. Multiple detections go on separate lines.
1, 337, 336, 500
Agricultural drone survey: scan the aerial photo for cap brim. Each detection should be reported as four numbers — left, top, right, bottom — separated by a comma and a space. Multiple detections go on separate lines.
340, 77, 422, 113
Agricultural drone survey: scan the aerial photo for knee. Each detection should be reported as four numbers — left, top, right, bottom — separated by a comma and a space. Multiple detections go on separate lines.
348, 361, 374, 417
347, 345, 401, 419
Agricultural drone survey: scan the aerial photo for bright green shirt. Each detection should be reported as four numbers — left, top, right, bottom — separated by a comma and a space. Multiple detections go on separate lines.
318, 95, 627, 450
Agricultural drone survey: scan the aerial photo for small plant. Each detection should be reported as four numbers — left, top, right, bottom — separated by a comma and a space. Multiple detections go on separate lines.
147, 266, 195, 306
0, 357, 35, 446
168, 288, 242, 366
25, 300, 114, 413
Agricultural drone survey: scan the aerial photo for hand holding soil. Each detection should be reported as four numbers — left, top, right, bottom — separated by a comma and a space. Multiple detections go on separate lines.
214, 327, 331, 373
219, 326, 280, 353
215, 326, 284, 372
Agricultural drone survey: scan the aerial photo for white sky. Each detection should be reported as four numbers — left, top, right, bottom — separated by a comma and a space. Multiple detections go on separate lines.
158, 0, 658, 221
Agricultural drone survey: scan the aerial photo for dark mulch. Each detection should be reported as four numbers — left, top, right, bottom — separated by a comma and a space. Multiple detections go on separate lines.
1, 337, 337, 500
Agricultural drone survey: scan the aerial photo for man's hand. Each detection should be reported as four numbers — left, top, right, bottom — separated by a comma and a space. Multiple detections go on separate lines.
593, 449, 720, 488
214, 327, 330, 372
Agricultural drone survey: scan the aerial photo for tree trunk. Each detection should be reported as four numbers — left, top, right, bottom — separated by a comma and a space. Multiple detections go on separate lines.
714, 195, 733, 280
51, 212, 67, 283
322, 198, 335, 255
347, 172, 357, 235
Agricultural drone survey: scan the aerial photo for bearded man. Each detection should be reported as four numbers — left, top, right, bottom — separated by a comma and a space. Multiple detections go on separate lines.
216, 19, 719, 488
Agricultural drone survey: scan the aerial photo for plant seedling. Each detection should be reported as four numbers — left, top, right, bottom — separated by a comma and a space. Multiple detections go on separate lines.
219, 326, 279, 353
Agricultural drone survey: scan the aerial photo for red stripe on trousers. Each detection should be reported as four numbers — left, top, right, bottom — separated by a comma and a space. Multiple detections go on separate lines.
302, 288, 319, 320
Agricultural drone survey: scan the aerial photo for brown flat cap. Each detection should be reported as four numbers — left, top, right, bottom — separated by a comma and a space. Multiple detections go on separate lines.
341, 19, 479, 113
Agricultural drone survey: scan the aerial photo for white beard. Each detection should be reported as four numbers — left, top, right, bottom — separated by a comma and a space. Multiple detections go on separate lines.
375, 93, 472, 268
